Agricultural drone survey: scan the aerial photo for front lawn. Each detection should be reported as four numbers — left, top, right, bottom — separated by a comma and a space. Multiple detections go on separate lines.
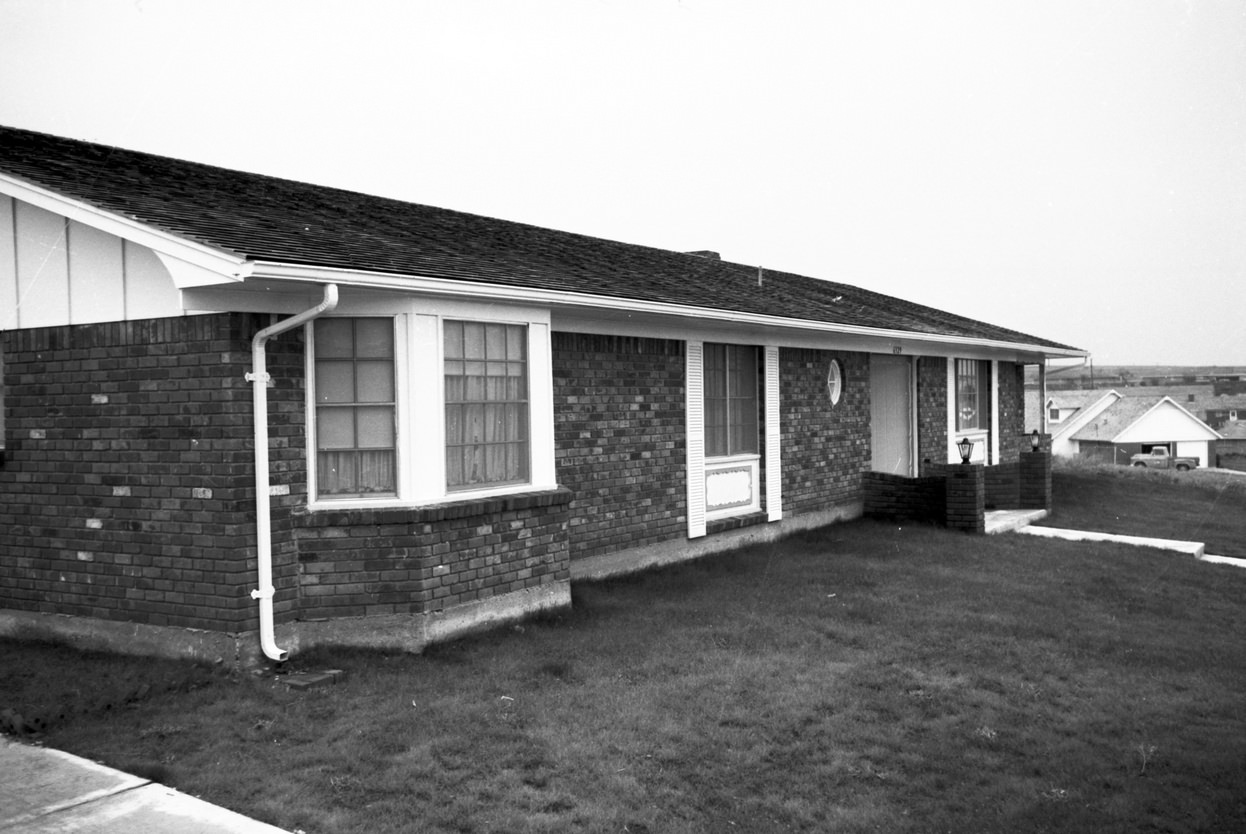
3, 474, 1246, 832
1045, 459, 1246, 557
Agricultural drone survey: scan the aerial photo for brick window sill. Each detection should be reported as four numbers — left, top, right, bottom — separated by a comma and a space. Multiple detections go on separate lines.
705, 511, 770, 536
296, 486, 574, 528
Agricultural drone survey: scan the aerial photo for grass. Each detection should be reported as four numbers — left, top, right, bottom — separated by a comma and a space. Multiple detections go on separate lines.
3, 471, 1246, 832
1045, 458, 1246, 557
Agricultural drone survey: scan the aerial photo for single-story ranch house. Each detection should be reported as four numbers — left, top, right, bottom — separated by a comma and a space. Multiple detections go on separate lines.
0, 125, 1085, 666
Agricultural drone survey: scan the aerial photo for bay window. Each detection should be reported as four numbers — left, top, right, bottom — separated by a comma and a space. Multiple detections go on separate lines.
307, 304, 554, 508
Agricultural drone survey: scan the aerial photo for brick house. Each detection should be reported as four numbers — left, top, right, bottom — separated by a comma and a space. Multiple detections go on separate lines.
0, 126, 1085, 665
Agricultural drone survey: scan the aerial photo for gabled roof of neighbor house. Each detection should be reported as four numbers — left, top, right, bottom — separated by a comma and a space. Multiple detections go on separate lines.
1071, 396, 1221, 443
1025, 388, 1120, 434
0, 125, 1083, 355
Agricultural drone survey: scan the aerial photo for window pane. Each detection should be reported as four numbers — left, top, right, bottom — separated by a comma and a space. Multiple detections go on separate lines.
486, 324, 507, 359
443, 320, 464, 359
315, 319, 353, 358
506, 326, 525, 360
318, 451, 358, 495
463, 322, 486, 359
317, 408, 355, 449
355, 318, 393, 358
356, 406, 395, 448
358, 450, 395, 493
356, 361, 395, 402
315, 361, 355, 404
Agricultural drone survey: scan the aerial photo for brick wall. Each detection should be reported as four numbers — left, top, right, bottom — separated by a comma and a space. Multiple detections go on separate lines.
917, 357, 947, 474
780, 349, 869, 515
984, 461, 1021, 509
293, 490, 571, 618
0, 315, 262, 632
551, 333, 686, 561
997, 362, 1025, 463
863, 472, 945, 523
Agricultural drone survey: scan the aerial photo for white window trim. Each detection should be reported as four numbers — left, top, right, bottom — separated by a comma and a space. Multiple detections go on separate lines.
764, 345, 782, 522
306, 298, 555, 510
947, 358, 997, 465
687, 340, 780, 536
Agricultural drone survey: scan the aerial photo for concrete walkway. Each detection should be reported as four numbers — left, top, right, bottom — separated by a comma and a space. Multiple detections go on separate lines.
0, 737, 289, 834
986, 508, 1245, 568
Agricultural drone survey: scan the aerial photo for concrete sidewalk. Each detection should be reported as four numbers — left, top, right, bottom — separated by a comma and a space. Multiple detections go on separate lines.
0, 737, 289, 833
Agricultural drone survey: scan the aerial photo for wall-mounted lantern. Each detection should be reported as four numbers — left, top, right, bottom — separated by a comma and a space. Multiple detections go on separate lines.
957, 437, 974, 464
1030, 429, 1041, 452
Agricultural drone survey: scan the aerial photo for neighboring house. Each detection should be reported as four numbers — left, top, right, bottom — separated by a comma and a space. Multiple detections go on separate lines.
0, 125, 1083, 665
1198, 394, 1246, 431
1215, 422, 1246, 472
1025, 389, 1122, 458
1070, 396, 1221, 467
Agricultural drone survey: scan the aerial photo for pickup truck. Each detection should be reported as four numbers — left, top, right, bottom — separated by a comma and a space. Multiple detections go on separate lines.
1130, 448, 1197, 471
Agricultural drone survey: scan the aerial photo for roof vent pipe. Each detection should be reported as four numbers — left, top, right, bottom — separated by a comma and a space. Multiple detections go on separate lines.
247, 283, 339, 662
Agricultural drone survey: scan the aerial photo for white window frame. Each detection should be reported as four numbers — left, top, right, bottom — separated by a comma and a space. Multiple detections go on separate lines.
947, 358, 997, 464
306, 298, 555, 510
687, 340, 781, 536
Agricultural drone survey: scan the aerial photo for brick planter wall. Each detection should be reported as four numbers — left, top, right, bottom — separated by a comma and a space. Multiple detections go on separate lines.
984, 461, 1021, 509
780, 349, 870, 515
294, 489, 572, 619
0, 315, 264, 633
863, 472, 945, 524
552, 333, 686, 561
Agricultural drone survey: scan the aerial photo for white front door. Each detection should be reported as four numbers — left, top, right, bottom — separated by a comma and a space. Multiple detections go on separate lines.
871, 355, 915, 476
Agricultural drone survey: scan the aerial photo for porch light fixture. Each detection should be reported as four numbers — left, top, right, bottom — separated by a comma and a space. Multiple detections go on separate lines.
957, 436, 974, 464
1030, 429, 1041, 452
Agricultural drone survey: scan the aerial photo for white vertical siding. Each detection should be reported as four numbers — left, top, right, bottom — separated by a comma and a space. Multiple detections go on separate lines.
686, 340, 706, 538
14, 201, 70, 328
0, 198, 16, 330
0, 197, 182, 328
68, 220, 125, 323
764, 345, 782, 521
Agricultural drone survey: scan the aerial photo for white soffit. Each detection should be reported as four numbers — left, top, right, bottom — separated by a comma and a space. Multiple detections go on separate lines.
247, 262, 1087, 361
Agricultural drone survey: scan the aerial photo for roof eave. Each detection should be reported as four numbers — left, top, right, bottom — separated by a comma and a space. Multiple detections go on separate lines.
249, 261, 1089, 360
0, 172, 253, 280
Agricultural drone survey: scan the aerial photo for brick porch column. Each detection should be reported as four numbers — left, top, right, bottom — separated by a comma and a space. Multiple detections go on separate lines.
945, 464, 985, 534
1020, 449, 1053, 512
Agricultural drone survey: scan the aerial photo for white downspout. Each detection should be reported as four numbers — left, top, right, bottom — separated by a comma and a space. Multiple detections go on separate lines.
247, 284, 339, 662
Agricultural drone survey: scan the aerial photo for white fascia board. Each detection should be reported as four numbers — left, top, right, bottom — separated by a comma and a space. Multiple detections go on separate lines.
0, 173, 252, 280
249, 261, 1089, 360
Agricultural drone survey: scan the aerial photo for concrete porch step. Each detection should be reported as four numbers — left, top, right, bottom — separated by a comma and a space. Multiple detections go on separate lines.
985, 509, 1049, 535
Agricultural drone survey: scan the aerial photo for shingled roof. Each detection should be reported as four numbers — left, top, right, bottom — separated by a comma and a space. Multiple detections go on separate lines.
0, 125, 1080, 352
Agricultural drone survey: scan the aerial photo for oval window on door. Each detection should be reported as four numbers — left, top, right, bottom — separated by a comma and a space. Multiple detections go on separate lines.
827, 359, 842, 406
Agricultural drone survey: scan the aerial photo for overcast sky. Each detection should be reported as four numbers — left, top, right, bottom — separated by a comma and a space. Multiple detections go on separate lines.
2, 0, 1243, 365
